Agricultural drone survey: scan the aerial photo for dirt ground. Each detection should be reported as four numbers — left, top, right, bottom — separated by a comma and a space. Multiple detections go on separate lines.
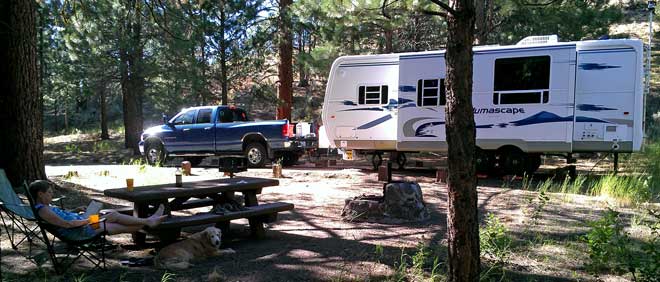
0, 134, 655, 281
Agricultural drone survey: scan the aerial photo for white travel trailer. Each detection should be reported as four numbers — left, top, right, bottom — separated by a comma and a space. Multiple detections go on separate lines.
321, 36, 645, 175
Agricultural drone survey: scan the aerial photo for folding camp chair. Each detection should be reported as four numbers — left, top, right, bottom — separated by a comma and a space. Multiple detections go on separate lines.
0, 169, 44, 260
23, 182, 109, 274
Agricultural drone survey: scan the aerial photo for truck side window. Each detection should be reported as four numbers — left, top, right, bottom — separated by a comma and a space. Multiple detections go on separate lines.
232, 109, 248, 121
219, 109, 233, 123
196, 109, 212, 124
173, 109, 196, 125
416, 79, 446, 107
493, 56, 550, 105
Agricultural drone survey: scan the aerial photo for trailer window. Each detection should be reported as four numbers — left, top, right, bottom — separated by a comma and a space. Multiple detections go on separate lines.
416, 79, 446, 107
358, 85, 388, 105
494, 56, 550, 104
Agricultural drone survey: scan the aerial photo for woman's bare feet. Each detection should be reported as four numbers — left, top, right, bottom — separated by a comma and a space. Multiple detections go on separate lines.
146, 215, 167, 228
146, 204, 167, 228
153, 204, 165, 217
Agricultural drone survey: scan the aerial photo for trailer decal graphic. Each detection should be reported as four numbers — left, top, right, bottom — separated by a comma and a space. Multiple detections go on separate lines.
356, 115, 393, 130
406, 111, 613, 137
382, 99, 399, 110
474, 108, 525, 114
399, 86, 416, 92
578, 63, 621, 70
339, 107, 384, 112
415, 121, 445, 137
577, 104, 617, 111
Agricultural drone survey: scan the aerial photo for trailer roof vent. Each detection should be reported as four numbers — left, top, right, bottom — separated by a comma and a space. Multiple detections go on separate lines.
516, 35, 558, 45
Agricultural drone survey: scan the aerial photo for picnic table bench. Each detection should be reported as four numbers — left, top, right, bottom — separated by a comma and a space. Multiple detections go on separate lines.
103, 176, 293, 245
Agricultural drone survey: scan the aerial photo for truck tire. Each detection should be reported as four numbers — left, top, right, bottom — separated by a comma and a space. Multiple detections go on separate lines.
245, 143, 267, 168
145, 141, 167, 166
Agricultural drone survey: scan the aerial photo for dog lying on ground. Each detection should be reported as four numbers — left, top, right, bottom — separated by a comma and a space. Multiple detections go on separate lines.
155, 227, 236, 270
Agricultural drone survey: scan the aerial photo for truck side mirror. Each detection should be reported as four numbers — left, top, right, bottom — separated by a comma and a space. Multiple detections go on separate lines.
162, 114, 171, 126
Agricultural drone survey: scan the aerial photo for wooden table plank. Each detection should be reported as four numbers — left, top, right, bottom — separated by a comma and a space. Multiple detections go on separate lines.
103, 177, 279, 203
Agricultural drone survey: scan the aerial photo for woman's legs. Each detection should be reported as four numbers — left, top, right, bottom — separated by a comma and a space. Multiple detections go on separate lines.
101, 204, 166, 228
97, 222, 144, 235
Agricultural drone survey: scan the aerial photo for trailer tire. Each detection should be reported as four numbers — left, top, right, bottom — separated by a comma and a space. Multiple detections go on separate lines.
245, 142, 267, 168
394, 152, 407, 170
496, 147, 526, 176
369, 153, 383, 170
525, 154, 542, 175
476, 148, 495, 174
281, 152, 299, 167
145, 141, 167, 166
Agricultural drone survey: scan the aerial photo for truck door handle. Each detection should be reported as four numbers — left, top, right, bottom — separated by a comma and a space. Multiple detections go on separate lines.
204, 127, 212, 130
182, 128, 190, 131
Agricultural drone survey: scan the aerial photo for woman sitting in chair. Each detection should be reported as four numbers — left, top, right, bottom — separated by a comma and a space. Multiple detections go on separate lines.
29, 180, 167, 241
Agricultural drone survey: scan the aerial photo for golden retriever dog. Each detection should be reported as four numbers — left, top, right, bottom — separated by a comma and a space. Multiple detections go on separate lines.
155, 227, 235, 270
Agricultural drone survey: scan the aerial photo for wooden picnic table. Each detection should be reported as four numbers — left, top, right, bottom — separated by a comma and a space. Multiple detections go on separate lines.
103, 176, 292, 245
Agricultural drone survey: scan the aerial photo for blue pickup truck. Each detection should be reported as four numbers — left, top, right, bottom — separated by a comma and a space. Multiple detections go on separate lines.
139, 105, 303, 167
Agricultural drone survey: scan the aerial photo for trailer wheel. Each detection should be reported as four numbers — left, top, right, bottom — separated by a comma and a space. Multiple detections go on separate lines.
369, 153, 383, 170
499, 149, 526, 176
393, 152, 407, 170
475, 148, 495, 174
281, 152, 299, 167
525, 154, 542, 175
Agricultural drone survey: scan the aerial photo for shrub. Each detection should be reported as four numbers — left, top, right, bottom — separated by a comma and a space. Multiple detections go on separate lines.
480, 214, 512, 264
582, 208, 630, 273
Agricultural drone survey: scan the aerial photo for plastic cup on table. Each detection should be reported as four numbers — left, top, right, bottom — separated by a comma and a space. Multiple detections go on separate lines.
126, 178, 134, 192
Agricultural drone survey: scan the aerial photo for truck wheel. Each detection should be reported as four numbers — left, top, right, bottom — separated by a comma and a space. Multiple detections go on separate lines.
185, 157, 205, 167
245, 143, 267, 168
145, 142, 167, 166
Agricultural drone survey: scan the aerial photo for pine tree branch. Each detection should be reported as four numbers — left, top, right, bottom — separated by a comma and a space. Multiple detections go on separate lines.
422, 9, 447, 18
429, 0, 455, 15
522, 0, 564, 6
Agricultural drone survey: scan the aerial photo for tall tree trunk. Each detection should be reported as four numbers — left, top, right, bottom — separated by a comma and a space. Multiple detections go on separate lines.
474, 0, 492, 45
0, 0, 47, 185
277, 0, 293, 120
119, 0, 144, 154
384, 27, 393, 53
219, 1, 228, 105
297, 29, 309, 87
98, 80, 109, 140
445, 0, 479, 281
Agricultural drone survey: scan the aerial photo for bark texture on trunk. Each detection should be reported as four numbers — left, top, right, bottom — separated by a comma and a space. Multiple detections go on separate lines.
119, 0, 144, 154
277, 0, 293, 121
98, 81, 109, 140
0, 0, 47, 185
219, 2, 228, 105
445, 0, 479, 281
